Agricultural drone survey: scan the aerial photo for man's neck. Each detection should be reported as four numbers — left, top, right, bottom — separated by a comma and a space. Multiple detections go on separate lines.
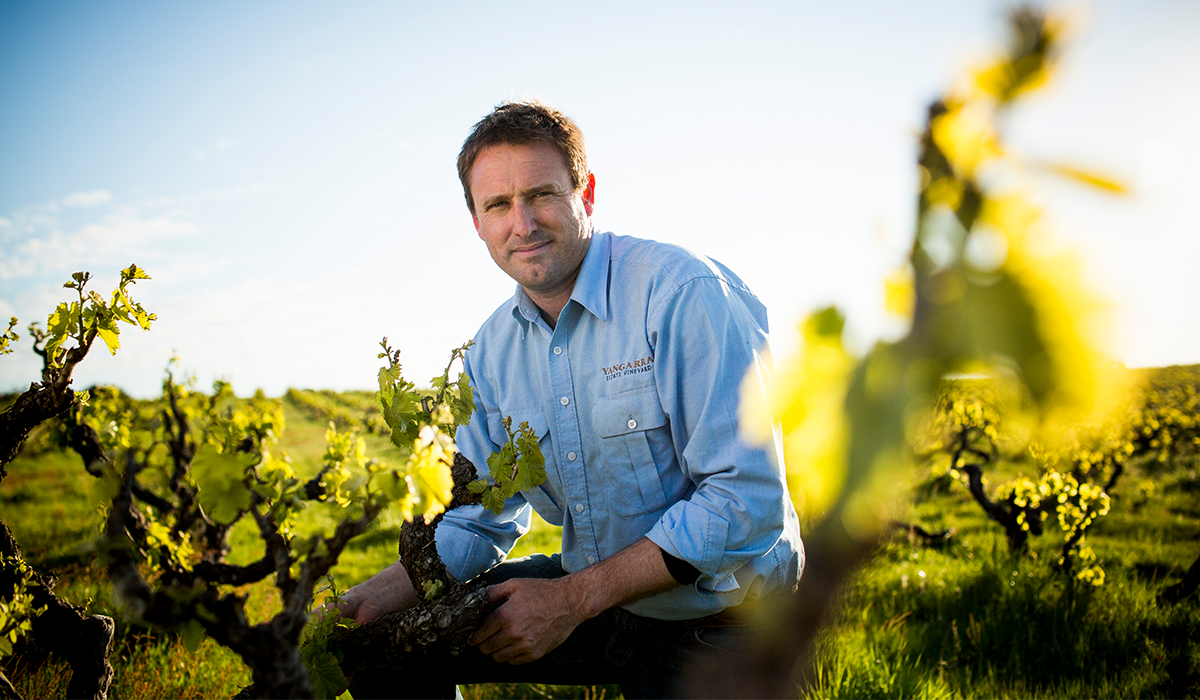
527, 287, 572, 330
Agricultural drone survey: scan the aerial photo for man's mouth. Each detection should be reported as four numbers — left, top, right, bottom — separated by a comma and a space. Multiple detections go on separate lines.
511, 241, 550, 257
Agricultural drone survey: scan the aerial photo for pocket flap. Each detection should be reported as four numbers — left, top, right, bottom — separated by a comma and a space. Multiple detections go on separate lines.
593, 388, 668, 438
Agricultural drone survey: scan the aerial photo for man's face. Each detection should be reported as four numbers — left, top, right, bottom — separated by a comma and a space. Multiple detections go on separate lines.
470, 141, 595, 307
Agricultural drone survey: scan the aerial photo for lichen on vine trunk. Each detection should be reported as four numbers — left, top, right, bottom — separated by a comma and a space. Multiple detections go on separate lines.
335, 451, 492, 683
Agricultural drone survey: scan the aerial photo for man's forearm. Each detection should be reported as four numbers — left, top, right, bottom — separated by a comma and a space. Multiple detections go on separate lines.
564, 536, 679, 620
338, 559, 420, 625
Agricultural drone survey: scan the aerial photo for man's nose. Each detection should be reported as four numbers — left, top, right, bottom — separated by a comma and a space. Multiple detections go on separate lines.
511, 200, 536, 236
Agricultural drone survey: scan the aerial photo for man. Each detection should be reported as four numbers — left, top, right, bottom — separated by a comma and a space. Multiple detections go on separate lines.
338, 101, 803, 698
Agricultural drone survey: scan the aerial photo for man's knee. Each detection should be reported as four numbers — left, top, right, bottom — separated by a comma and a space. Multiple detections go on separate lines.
476, 553, 565, 587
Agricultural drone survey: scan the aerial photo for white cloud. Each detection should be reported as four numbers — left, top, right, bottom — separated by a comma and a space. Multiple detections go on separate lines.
61, 189, 112, 207
0, 201, 200, 281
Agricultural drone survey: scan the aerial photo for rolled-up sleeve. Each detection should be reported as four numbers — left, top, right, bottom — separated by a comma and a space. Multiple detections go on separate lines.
435, 359, 532, 582
643, 277, 787, 594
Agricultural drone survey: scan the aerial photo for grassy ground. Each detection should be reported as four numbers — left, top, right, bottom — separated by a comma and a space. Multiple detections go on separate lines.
805, 451, 1200, 699
3, 389, 1199, 698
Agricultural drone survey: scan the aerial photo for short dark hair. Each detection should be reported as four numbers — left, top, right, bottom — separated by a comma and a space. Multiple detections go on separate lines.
457, 101, 589, 214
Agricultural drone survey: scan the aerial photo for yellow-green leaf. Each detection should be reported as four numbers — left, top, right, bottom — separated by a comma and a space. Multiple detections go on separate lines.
191, 445, 258, 525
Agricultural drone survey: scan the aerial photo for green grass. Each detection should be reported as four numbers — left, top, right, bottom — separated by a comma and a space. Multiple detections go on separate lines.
805, 451, 1200, 700
5, 387, 1200, 699
809, 536, 1199, 698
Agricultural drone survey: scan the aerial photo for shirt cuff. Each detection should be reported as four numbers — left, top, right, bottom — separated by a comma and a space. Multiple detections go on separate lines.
646, 500, 732, 585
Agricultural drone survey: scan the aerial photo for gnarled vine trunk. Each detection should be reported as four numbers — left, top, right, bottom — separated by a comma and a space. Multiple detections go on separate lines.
335, 452, 492, 683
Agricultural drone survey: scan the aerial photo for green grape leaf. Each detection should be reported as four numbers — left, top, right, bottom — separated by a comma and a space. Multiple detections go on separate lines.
486, 442, 515, 481
480, 487, 507, 515
512, 421, 546, 492
422, 580, 445, 601
449, 371, 476, 427
122, 263, 151, 281
44, 301, 76, 362
301, 640, 349, 700
380, 389, 423, 449
377, 364, 403, 395
95, 320, 121, 355
191, 444, 258, 524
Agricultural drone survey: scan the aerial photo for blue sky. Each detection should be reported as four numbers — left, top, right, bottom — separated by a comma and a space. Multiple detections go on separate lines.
2, 0, 1197, 398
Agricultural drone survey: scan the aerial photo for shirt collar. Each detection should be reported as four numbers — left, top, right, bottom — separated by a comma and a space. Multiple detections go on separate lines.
509, 230, 611, 326
569, 230, 610, 322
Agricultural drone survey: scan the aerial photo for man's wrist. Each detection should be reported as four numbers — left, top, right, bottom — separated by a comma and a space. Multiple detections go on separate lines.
560, 567, 608, 622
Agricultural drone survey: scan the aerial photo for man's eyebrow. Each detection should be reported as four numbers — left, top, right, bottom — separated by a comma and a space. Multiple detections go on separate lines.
523, 181, 564, 196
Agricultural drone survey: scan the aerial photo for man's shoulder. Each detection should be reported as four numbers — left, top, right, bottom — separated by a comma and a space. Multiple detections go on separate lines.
605, 232, 753, 295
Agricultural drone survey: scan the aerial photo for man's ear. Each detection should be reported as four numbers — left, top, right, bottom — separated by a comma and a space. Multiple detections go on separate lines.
582, 173, 596, 216
472, 213, 482, 238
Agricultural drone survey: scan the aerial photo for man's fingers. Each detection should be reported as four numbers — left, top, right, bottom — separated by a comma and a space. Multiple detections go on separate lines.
485, 637, 539, 665
505, 651, 538, 666
469, 607, 505, 647
470, 581, 518, 645
485, 580, 517, 604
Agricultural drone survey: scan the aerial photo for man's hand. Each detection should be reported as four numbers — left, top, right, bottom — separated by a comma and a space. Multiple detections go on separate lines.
469, 537, 681, 665
321, 559, 419, 625
469, 577, 586, 664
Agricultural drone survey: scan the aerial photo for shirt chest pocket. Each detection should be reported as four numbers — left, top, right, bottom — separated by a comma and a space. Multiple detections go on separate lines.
592, 388, 671, 516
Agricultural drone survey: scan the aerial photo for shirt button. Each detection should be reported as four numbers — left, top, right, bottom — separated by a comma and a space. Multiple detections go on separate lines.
587, 555, 596, 565
627, 418, 637, 430
553, 346, 563, 355
567, 451, 577, 461
560, 397, 570, 406
574, 503, 584, 513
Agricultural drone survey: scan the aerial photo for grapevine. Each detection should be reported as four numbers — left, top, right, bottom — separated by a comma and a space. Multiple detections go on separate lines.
0, 266, 156, 699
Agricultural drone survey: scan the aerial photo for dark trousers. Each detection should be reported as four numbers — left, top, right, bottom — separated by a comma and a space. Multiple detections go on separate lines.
348, 554, 756, 699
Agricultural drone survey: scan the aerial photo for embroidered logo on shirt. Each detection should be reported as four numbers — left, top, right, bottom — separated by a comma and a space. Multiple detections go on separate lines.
601, 356, 654, 382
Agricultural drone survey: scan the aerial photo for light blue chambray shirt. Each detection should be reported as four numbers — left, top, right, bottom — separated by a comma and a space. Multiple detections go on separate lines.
436, 231, 803, 620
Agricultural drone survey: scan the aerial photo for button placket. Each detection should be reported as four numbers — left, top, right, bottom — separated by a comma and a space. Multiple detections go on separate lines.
545, 321, 600, 569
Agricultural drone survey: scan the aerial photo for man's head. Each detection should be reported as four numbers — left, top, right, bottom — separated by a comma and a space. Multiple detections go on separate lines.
462, 102, 596, 323
457, 101, 589, 215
